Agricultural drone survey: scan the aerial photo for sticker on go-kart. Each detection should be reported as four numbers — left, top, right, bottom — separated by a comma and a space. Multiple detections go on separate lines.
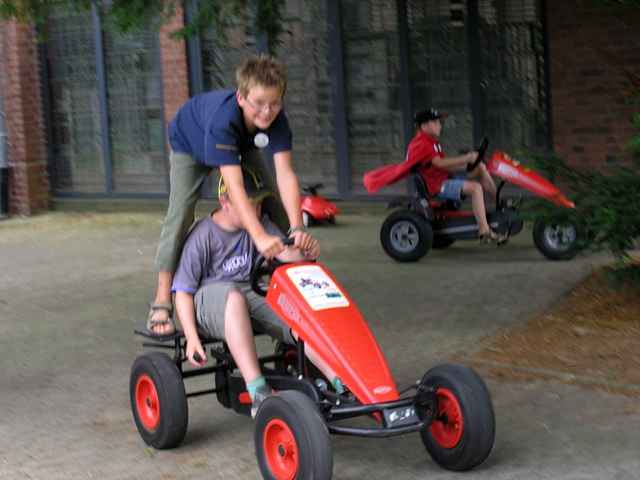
286, 265, 350, 311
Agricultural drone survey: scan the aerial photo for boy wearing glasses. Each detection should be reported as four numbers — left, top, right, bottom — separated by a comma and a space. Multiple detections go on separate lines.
148, 54, 316, 336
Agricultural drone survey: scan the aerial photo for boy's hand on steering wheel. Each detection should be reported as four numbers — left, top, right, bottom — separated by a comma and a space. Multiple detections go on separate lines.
290, 230, 320, 260
255, 232, 284, 259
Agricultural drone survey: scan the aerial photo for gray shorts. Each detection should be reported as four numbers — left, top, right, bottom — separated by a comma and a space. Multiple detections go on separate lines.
194, 282, 294, 344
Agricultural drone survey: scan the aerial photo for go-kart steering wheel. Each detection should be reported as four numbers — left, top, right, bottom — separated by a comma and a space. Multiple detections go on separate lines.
466, 137, 489, 172
250, 237, 296, 297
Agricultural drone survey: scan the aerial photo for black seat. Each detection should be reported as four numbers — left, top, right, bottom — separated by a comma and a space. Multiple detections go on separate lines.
409, 165, 431, 199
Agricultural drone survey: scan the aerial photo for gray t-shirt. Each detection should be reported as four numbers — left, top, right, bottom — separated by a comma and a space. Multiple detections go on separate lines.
172, 214, 283, 294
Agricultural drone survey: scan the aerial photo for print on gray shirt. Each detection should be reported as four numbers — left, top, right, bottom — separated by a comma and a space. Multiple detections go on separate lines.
171, 214, 283, 294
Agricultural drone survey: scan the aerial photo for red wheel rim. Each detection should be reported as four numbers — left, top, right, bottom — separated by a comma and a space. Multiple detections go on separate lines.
263, 418, 299, 480
429, 387, 464, 448
135, 374, 160, 431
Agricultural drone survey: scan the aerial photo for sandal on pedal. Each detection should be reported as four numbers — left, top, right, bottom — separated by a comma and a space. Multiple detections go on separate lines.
479, 230, 508, 245
146, 302, 176, 336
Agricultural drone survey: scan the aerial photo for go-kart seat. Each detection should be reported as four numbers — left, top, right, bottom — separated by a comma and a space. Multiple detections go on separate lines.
410, 167, 464, 210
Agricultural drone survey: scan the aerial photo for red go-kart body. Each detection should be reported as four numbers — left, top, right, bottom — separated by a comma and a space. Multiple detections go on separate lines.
487, 151, 574, 209
266, 262, 398, 405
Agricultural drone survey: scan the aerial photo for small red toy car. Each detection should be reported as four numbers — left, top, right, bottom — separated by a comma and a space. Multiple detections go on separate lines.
130, 238, 496, 479
301, 183, 339, 227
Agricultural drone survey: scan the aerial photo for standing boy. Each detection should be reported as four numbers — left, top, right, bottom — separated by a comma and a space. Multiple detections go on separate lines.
148, 54, 316, 335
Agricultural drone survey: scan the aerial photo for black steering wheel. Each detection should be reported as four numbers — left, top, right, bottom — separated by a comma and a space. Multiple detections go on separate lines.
250, 236, 296, 297
466, 137, 489, 172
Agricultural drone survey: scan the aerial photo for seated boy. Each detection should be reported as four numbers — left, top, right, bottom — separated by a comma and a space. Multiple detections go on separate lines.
411, 108, 506, 243
172, 168, 338, 417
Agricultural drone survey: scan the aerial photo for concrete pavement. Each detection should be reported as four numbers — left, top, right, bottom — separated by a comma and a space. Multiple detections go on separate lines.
0, 204, 638, 480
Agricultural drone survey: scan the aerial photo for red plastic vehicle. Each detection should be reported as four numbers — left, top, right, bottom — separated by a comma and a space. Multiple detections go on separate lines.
301, 183, 339, 227
130, 238, 496, 479
366, 138, 579, 262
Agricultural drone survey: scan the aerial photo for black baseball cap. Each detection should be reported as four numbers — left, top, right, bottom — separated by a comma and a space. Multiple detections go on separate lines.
218, 167, 272, 202
414, 108, 448, 125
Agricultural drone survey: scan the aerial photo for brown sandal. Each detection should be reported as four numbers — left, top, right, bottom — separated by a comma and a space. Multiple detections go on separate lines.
479, 230, 508, 245
146, 302, 175, 336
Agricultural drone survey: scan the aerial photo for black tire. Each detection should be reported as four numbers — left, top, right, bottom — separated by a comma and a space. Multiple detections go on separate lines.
419, 363, 495, 471
380, 210, 433, 262
130, 352, 188, 449
432, 236, 456, 249
255, 390, 333, 480
533, 217, 579, 260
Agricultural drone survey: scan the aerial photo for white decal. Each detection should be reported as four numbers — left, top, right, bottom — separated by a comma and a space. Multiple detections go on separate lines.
374, 385, 392, 395
222, 253, 250, 273
286, 265, 350, 311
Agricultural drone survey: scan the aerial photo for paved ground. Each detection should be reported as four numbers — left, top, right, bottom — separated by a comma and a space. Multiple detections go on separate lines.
1, 203, 638, 480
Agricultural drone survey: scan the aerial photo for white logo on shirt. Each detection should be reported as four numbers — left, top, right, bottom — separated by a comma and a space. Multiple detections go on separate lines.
434, 143, 443, 153
222, 253, 250, 273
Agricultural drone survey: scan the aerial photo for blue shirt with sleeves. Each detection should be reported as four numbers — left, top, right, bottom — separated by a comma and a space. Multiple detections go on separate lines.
168, 89, 292, 167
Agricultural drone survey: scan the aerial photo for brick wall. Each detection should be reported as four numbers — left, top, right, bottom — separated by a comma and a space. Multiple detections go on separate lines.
0, 20, 49, 216
159, 6, 190, 133
547, 0, 640, 169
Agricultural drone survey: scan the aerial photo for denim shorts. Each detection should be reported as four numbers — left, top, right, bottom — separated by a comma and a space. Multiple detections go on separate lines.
435, 172, 467, 201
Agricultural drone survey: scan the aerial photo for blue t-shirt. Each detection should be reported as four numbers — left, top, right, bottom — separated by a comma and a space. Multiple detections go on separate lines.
171, 214, 284, 294
168, 89, 292, 167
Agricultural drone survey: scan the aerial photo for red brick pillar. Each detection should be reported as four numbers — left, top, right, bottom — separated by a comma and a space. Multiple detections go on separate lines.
546, 0, 640, 169
0, 20, 49, 216
159, 6, 190, 132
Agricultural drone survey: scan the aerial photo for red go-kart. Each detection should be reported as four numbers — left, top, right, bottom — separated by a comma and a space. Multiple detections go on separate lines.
301, 183, 339, 227
130, 238, 496, 479
367, 138, 579, 262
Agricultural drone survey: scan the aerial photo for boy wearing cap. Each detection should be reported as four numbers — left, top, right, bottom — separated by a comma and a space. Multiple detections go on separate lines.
172, 168, 337, 416
411, 108, 505, 243
149, 54, 316, 335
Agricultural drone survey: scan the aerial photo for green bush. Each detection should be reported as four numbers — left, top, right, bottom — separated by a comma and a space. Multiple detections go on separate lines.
521, 153, 640, 269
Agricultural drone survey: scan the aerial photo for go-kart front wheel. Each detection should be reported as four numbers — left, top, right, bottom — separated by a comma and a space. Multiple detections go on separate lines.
255, 390, 333, 480
130, 352, 188, 449
419, 363, 495, 471
380, 210, 433, 262
533, 217, 579, 260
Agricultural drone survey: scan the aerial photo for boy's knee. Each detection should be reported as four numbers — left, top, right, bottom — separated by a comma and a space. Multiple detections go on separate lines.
465, 181, 482, 195
226, 288, 247, 307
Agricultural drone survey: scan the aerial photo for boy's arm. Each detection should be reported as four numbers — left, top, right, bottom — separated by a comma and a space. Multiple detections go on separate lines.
220, 164, 284, 259
175, 291, 207, 366
273, 151, 318, 255
432, 151, 478, 171
273, 151, 303, 229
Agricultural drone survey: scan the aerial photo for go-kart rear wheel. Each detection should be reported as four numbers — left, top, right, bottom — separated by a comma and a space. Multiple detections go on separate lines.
419, 363, 495, 471
130, 352, 188, 449
533, 217, 579, 260
380, 210, 433, 262
255, 391, 333, 480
